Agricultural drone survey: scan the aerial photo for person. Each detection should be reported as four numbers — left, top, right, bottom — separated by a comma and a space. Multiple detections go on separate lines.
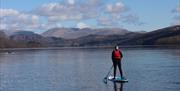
112, 45, 124, 79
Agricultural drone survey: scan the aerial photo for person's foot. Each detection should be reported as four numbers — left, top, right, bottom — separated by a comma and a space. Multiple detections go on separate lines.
121, 76, 125, 79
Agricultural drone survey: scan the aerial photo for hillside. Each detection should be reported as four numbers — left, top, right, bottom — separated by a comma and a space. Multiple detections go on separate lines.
119, 25, 180, 45
0, 31, 16, 48
42, 27, 130, 39
68, 25, 180, 46
8, 31, 72, 47
0, 25, 179, 48
71, 32, 141, 46
10, 31, 45, 47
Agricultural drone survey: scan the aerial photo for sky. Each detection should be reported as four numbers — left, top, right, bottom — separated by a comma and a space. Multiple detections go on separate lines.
0, 0, 180, 33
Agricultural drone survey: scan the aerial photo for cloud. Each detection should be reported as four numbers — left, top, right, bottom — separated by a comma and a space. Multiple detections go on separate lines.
171, 16, 180, 25
0, 8, 43, 31
172, 5, 180, 13
97, 17, 119, 26
106, 2, 127, 14
33, 1, 129, 22
97, 13, 144, 26
171, 20, 180, 25
88, 0, 100, 4
33, 0, 135, 27
1, 0, 143, 32
0, 23, 7, 30
174, 15, 180, 20
171, 5, 180, 25
76, 22, 90, 29
40, 22, 62, 30
34, 2, 98, 21
122, 14, 145, 25
0, 8, 19, 18
68, 0, 75, 5
101, 2, 143, 26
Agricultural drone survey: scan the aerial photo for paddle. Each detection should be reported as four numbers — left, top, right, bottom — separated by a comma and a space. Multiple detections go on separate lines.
103, 65, 113, 84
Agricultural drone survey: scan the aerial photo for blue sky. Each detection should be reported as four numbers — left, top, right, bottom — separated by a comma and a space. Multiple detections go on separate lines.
0, 0, 180, 33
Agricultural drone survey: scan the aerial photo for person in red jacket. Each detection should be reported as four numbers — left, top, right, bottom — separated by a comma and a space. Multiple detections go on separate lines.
112, 45, 123, 79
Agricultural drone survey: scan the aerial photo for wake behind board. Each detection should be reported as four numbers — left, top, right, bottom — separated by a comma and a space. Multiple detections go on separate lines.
108, 76, 128, 82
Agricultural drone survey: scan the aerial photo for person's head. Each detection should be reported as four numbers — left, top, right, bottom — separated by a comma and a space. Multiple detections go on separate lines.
115, 45, 119, 50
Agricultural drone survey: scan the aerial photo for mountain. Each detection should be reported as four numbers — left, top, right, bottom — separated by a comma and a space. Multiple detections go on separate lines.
0, 31, 16, 48
69, 25, 180, 46
1, 25, 179, 48
43, 37, 72, 47
71, 32, 142, 46
119, 25, 180, 45
10, 31, 43, 41
10, 31, 45, 47
0, 31, 8, 48
42, 27, 130, 39
0, 31, 6, 38
9, 31, 72, 47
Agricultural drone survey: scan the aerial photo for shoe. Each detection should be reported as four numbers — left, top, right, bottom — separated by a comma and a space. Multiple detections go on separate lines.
121, 76, 125, 79
113, 77, 115, 80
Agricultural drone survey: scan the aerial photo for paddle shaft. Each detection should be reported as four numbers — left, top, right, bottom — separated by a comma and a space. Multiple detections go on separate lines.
105, 65, 113, 78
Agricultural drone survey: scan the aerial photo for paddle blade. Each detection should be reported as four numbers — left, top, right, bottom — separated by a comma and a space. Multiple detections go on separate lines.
103, 77, 107, 84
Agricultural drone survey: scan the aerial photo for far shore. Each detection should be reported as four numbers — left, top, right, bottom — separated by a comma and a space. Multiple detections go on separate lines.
0, 45, 180, 52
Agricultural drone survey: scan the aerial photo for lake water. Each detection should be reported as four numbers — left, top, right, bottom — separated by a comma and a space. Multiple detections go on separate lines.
0, 47, 180, 91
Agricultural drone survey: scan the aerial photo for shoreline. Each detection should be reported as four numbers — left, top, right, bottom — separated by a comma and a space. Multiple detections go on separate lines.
0, 45, 180, 51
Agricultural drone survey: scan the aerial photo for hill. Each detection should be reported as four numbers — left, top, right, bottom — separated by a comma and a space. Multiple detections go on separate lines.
119, 25, 180, 45
0, 25, 179, 48
0, 31, 17, 48
67, 25, 180, 46
9, 31, 71, 47
10, 31, 45, 47
42, 27, 130, 39
71, 32, 141, 46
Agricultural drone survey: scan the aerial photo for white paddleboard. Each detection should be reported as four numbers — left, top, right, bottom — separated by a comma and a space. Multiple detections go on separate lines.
108, 76, 128, 82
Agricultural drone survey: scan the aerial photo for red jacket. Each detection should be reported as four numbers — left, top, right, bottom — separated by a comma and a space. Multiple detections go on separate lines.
112, 49, 123, 59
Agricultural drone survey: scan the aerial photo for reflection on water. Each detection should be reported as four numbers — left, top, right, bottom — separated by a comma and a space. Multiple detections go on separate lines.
113, 82, 124, 91
0, 47, 180, 91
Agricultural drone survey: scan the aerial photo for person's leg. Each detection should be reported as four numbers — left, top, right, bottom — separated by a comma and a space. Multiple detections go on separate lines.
113, 60, 117, 79
118, 60, 123, 78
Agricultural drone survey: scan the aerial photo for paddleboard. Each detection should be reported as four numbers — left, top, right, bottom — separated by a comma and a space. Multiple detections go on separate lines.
108, 76, 128, 82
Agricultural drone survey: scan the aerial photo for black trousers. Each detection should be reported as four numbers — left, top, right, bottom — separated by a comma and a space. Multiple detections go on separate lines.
112, 58, 123, 78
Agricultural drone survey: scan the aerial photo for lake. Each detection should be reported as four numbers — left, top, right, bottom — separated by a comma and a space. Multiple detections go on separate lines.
0, 47, 180, 91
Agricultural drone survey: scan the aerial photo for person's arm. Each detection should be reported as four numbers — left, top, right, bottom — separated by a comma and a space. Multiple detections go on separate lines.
112, 51, 114, 60
119, 50, 123, 58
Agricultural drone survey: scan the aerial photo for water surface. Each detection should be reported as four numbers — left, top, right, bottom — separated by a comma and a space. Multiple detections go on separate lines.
0, 48, 180, 91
